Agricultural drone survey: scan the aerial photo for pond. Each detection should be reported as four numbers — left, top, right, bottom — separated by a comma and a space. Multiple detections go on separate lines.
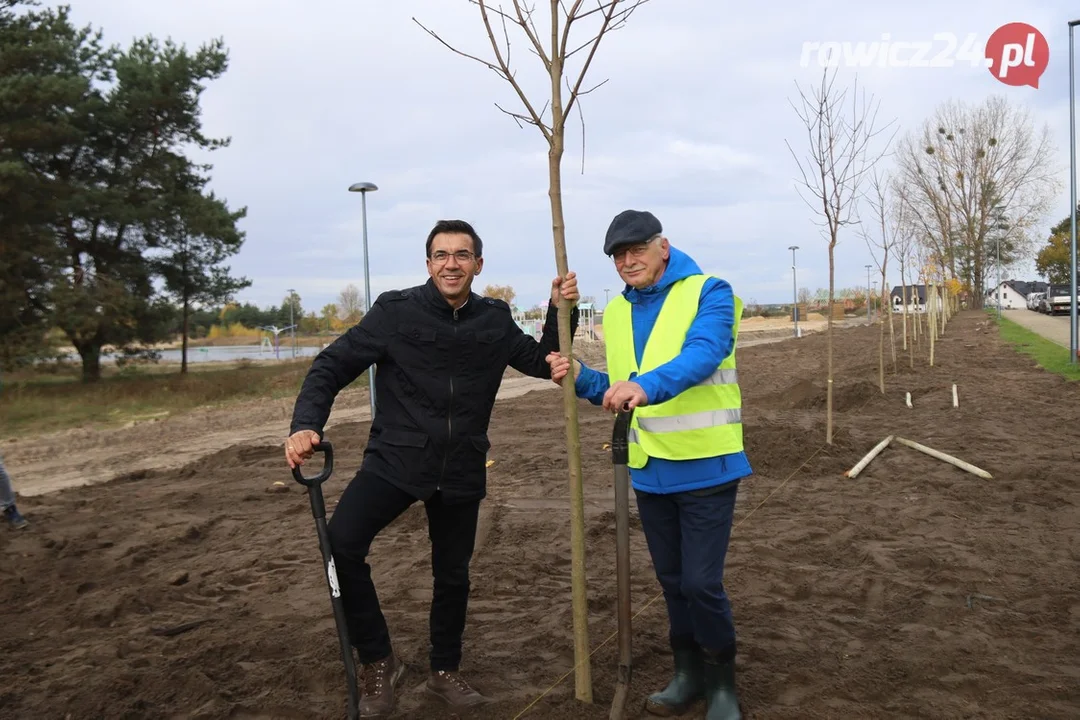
99, 344, 325, 364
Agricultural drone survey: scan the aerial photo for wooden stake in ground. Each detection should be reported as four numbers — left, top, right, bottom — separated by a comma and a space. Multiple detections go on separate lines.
952, 383, 959, 408
894, 436, 992, 478
414, 2, 652, 701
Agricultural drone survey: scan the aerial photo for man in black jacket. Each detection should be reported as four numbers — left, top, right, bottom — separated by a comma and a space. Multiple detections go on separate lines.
285, 219, 579, 717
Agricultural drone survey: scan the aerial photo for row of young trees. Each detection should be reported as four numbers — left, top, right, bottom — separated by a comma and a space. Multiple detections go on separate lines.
788, 62, 1063, 443
0, 1, 250, 380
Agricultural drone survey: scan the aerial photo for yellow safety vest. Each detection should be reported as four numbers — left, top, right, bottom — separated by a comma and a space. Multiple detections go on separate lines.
603, 275, 743, 469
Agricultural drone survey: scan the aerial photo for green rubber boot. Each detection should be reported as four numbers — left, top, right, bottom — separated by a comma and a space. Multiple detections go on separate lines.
644, 646, 704, 716
702, 655, 742, 720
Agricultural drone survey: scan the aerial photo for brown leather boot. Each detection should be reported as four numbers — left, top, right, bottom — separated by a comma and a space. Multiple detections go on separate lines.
425, 670, 491, 708
358, 654, 405, 718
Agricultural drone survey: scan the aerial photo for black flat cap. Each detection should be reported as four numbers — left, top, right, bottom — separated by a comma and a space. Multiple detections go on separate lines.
604, 209, 662, 255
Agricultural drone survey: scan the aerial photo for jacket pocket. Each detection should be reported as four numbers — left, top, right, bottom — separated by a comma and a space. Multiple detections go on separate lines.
476, 328, 505, 344
470, 434, 491, 454
397, 324, 437, 344
395, 324, 441, 370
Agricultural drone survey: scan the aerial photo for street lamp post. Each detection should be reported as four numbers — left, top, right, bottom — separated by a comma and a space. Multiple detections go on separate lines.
1070, 19, 1079, 363
349, 181, 379, 413
865, 264, 873, 323
604, 288, 610, 310
287, 287, 296, 359
788, 245, 799, 337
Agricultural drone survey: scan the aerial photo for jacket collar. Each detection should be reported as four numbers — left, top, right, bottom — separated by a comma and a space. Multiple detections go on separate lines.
421, 277, 477, 317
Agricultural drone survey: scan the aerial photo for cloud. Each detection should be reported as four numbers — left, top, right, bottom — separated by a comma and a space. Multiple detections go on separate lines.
67, 0, 1075, 311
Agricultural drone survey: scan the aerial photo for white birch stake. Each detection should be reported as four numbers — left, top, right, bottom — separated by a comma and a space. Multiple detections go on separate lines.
952, 384, 959, 408
845, 435, 894, 478
906, 392, 913, 408
894, 437, 992, 479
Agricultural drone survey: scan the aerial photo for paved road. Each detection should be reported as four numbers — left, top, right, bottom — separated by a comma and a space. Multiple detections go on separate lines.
1000, 308, 1076, 349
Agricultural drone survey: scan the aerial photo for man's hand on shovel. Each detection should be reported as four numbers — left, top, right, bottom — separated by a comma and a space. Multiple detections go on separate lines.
603, 381, 647, 413
285, 429, 321, 469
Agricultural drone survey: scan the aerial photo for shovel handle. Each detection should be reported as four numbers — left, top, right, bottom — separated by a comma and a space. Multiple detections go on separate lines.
291, 440, 334, 487
610, 408, 634, 720
611, 408, 634, 464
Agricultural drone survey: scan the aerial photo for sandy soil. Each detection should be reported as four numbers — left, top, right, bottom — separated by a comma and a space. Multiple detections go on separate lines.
2, 375, 556, 498
2, 311, 1079, 719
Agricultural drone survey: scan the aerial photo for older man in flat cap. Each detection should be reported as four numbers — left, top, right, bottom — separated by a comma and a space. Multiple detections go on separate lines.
547, 209, 749, 720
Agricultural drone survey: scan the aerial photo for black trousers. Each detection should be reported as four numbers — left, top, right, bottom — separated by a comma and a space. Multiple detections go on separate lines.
635, 480, 739, 661
326, 470, 480, 671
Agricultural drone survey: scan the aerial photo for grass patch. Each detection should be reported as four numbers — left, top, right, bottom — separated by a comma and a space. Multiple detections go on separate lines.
0, 359, 355, 437
993, 314, 1080, 382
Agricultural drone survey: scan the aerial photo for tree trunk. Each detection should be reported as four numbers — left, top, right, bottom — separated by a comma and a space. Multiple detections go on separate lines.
826, 238, 835, 445
547, 41, 592, 703
929, 283, 936, 366
940, 275, 948, 333
181, 293, 190, 374
885, 269, 896, 374
914, 296, 919, 345
902, 274, 913, 368
877, 269, 886, 391
973, 254, 984, 308
900, 266, 908, 351
915, 278, 924, 345
75, 341, 103, 382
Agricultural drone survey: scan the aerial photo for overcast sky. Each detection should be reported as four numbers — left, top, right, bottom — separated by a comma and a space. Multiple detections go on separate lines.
68, 1, 1077, 312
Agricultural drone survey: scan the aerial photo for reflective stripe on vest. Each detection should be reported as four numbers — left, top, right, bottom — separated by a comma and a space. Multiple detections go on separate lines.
627, 408, 744, 443
603, 275, 744, 468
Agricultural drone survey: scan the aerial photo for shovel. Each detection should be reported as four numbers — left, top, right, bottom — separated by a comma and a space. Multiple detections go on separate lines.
291, 440, 360, 720
608, 408, 634, 720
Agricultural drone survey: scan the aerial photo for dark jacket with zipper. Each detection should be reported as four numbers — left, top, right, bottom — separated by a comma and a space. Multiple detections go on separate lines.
290, 278, 578, 503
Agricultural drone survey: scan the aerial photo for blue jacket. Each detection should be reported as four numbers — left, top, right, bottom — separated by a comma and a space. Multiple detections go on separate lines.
575, 246, 752, 494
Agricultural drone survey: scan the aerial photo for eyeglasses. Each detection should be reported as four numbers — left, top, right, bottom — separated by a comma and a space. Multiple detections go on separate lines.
612, 236, 658, 264
429, 250, 476, 264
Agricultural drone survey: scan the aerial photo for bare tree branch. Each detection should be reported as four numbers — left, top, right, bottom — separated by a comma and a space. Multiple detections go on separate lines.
895, 96, 1060, 305
564, 2, 644, 58
413, 6, 553, 140
516, 0, 553, 66
462, 1, 549, 65
495, 102, 534, 129
571, 0, 644, 24
563, 0, 649, 119
564, 74, 587, 173
413, 17, 505, 75
575, 77, 609, 96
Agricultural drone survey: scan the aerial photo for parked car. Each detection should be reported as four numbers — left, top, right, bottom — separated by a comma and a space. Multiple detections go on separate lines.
1043, 284, 1076, 315
1027, 291, 1045, 311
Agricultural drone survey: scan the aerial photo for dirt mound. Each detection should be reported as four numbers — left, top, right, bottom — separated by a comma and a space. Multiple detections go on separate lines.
764, 377, 880, 413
